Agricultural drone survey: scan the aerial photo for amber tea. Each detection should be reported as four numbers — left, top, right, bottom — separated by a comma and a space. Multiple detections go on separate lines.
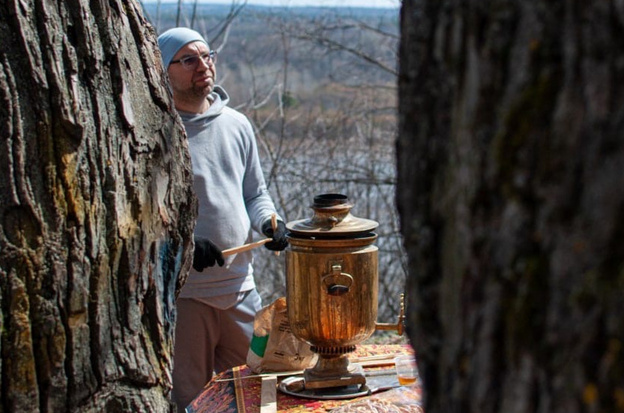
394, 354, 418, 386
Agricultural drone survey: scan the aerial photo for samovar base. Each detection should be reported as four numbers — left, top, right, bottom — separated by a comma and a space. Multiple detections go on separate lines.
279, 375, 370, 400
304, 362, 365, 389
302, 350, 366, 390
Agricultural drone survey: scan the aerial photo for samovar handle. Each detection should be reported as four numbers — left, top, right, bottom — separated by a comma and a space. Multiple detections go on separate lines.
375, 293, 406, 335
322, 264, 353, 296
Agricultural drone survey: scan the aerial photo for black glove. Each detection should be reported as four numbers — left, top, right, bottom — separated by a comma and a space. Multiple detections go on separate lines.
261, 219, 288, 251
193, 237, 224, 271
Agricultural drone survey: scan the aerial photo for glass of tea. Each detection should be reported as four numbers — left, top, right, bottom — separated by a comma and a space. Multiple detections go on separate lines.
394, 354, 418, 386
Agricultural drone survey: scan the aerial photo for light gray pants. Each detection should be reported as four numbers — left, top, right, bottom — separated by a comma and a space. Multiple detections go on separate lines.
172, 290, 262, 412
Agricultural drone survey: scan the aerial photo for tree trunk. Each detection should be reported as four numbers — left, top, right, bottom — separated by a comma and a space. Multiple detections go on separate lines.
397, 1, 624, 412
0, 0, 196, 412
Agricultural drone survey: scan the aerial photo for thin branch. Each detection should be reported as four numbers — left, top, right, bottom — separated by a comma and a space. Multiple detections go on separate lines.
292, 31, 397, 76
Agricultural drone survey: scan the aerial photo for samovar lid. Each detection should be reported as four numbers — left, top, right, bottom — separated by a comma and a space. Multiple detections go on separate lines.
286, 193, 378, 238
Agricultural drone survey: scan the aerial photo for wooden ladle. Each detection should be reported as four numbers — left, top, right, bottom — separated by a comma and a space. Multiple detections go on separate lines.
221, 214, 280, 257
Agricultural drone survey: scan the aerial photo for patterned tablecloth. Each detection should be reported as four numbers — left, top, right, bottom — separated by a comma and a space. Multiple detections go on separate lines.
186, 344, 423, 413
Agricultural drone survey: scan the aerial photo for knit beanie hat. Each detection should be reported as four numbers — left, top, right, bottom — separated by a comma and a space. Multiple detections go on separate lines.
157, 27, 209, 68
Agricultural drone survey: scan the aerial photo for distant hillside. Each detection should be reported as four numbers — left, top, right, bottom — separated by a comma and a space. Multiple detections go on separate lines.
142, 1, 399, 107
140, 3, 398, 21
140, 3, 398, 37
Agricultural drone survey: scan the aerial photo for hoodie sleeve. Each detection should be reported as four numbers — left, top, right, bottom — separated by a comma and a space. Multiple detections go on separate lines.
240, 115, 282, 233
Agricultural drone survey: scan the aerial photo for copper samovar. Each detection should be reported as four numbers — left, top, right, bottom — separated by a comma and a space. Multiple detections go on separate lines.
285, 193, 388, 393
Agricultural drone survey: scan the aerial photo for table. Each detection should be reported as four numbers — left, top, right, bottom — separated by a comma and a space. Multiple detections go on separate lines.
186, 344, 423, 413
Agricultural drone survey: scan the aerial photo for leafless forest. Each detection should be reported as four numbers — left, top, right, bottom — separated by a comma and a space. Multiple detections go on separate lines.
141, 2, 403, 324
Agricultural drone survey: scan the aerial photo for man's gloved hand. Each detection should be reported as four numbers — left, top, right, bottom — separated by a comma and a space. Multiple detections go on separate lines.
261, 219, 289, 251
193, 237, 224, 271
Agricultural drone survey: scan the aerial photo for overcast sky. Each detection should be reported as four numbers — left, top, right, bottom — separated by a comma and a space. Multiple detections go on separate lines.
145, 0, 400, 8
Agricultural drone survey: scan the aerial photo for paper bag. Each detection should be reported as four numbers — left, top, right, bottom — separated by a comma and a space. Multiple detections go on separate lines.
246, 297, 317, 373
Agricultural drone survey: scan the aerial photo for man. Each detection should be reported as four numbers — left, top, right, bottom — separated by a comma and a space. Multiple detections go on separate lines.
157, 27, 288, 411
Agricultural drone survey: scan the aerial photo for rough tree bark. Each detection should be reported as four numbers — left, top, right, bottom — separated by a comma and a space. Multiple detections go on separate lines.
397, 1, 624, 413
0, 0, 196, 412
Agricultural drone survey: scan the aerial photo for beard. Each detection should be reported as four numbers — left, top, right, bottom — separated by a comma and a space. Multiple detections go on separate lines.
171, 82, 214, 110
169, 70, 216, 112
192, 73, 215, 95
193, 82, 214, 98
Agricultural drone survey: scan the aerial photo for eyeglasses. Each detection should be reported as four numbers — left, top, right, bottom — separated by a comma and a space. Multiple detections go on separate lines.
170, 50, 217, 71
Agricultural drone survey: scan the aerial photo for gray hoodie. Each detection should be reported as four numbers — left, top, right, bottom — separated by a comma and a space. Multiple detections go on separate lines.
178, 85, 280, 298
